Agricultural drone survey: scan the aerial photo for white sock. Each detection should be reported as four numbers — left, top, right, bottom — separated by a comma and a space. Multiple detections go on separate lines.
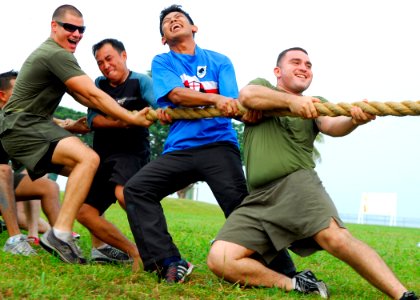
96, 244, 108, 250
292, 277, 298, 290
53, 228, 72, 242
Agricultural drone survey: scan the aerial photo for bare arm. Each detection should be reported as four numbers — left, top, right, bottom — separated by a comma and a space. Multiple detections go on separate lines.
168, 87, 239, 117
316, 104, 376, 137
65, 75, 152, 128
239, 84, 320, 119
90, 114, 129, 129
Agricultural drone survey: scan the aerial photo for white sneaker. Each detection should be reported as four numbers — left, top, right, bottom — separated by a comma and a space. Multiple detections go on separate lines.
3, 234, 37, 256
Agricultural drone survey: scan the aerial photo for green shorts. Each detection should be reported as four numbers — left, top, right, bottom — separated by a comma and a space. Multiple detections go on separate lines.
216, 169, 344, 264
0, 115, 72, 180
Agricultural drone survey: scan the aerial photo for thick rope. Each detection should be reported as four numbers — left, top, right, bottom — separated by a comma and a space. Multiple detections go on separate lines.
144, 100, 420, 121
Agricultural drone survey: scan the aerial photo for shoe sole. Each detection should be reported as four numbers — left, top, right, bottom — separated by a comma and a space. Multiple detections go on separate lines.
40, 231, 85, 264
91, 257, 133, 264
316, 281, 330, 299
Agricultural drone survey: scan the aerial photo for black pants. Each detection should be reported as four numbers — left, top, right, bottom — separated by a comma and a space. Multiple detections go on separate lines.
125, 142, 296, 276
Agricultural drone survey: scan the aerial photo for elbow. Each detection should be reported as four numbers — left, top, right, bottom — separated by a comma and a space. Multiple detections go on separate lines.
167, 88, 183, 105
238, 85, 255, 108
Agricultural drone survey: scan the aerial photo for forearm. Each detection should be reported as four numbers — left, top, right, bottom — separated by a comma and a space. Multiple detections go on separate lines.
167, 87, 225, 107
239, 85, 296, 110
317, 116, 359, 137
66, 76, 135, 124
91, 115, 129, 129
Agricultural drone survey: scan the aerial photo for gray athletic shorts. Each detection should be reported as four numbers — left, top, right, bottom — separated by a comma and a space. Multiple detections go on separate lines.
216, 168, 345, 264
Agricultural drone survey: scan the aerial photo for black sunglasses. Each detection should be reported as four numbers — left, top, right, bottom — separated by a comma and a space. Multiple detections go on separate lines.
55, 21, 86, 34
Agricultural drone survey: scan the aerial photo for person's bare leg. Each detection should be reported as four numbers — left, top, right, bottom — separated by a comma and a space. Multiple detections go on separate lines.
91, 222, 105, 248
16, 201, 29, 230
0, 164, 21, 236
314, 219, 407, 299
23, 200, 39, 238
115, 185, 126, 209
51, 137, 99, 232
17, 200, 51, 233
77, 204, 141, 270
37, 217, 51, 233
15, 174, 60, 226
0, 165, 35, 255
207, 240, 293, 290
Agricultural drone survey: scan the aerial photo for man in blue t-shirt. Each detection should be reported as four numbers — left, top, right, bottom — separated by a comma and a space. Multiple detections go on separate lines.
124, 4, 296, 283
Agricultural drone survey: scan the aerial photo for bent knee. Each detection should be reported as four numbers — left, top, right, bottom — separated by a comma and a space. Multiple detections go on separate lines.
84, 150, 100, 169
207, 243, 226, 275
316, 227, 353, 253
76, 205, 96, 225
0, 164, 12, 178
207, 240, 244, 275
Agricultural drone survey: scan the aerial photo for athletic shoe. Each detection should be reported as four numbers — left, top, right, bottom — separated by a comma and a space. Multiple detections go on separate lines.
292, 269, 329, 299
400, 291, 419, 300
40, 229, 86, 264
91, 245, 133, 264
3, 234, 37, 256
163, 259, 194, 283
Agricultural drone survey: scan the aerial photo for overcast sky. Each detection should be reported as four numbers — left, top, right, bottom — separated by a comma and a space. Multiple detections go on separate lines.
2, 0, 420, 220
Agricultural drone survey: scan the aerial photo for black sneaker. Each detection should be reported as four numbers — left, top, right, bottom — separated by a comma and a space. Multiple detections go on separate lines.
400, 291, 419, 300
40, 229, 86, 264
91, 245, 133, 264
293, 269, 329, 299
163, 259, 194, 283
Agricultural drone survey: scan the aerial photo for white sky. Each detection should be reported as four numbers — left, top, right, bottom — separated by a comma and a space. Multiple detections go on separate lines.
2, 0, 420, 219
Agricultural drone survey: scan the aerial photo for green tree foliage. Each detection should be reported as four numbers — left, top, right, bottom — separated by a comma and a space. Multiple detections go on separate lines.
54, 106, 93, 146
149, 122, 170, 160
232, 120, 245, 161
314, 133, 324, 163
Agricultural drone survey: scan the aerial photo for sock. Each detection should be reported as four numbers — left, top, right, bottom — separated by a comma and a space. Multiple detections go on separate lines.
96, 244, 108, 250
291, 277, 298, 290
53, 228, 72, 242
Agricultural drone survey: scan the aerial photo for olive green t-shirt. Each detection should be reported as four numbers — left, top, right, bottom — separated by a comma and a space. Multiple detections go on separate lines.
1, 38, 85, 130
243, 78, 324, 191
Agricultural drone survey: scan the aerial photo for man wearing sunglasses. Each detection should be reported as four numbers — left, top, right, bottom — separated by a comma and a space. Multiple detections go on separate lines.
0, 4, 153, 264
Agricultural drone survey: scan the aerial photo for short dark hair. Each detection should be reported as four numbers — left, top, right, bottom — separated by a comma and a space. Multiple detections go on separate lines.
52, 4, 83, 20
0, 70, 18, 91
276, 47, 308, 66
159, 4, 194, 37
92, 38, 126, 56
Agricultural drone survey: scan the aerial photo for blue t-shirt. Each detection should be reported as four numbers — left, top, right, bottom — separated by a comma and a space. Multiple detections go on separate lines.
151, 45, 239, 154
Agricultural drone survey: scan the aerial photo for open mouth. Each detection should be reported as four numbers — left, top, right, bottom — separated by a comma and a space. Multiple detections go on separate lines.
171, 24, 182, 32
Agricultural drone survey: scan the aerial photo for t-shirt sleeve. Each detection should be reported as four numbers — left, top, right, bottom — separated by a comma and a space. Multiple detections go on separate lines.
151, 54, 184, 108
248, 77, 276, 90
137, 74, 157, 109
217, 56, 239, 99
48, 50, 86, 83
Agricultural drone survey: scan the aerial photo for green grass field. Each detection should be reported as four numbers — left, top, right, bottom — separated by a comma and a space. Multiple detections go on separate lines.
1, 198, 419, 299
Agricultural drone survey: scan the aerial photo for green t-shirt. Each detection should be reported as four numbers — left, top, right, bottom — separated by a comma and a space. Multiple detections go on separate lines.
244, 78, 324, 191
2, 38, 85, 126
